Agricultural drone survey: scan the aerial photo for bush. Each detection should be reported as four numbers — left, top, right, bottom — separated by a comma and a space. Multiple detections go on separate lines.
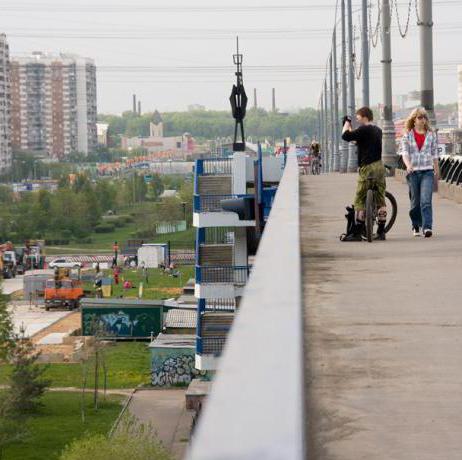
45, 239, 70, 246
73, 237, 93, 244
60, 416, 172, 460
94, 223, 115, 234
130, 229, 154, 239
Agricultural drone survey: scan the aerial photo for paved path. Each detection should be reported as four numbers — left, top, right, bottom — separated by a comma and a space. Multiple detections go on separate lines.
127, 389, 192, 459
2, 275, 23, 294
301, 173, 462, 460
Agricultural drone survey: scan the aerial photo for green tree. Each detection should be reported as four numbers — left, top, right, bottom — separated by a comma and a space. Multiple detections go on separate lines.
7, 328, 50, 415
60, 416, 172, 460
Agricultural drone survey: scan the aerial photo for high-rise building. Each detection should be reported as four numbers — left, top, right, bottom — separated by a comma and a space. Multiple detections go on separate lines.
0, 34, 12, 174
10, 52, 97, 158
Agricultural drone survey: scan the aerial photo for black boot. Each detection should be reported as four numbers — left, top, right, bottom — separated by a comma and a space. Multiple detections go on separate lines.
340, 221, 365, 242
374, 222, 386, 241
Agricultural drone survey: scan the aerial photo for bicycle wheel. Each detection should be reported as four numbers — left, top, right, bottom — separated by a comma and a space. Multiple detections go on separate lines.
384, 191, 398, 233
365, 189, 374, 243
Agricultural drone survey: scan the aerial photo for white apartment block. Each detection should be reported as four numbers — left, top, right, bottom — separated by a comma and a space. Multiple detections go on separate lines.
0, 34, 12, 173
10, 52, 97, 158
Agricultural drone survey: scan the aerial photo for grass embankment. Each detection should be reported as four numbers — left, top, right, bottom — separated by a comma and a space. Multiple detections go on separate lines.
46, 227, 196, 254
0, 342, 152, 388
3, 392, 123, 460
90, 266, 194, 300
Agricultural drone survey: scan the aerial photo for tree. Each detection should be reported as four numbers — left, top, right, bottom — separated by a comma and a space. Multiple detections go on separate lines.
7, 327, 50, 415
0, 292, 49, 458
60, 416, 172, 460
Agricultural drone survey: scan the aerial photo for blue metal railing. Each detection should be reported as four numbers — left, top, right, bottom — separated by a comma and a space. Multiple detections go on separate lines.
193, 193, 252, 213
195, 265, 249, 285
195, 158, 233, 176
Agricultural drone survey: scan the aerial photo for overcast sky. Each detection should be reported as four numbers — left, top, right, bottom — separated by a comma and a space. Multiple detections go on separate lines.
1, 0, 461, 114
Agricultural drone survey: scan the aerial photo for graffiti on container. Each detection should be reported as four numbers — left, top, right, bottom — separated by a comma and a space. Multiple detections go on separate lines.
151, 354, 206, 386
83, 311, 157, 337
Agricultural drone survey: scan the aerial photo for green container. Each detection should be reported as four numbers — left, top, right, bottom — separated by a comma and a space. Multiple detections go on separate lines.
81, 298, 164, 339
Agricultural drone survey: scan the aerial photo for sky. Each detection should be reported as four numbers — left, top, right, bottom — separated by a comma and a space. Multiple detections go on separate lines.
1, 0, 461, 114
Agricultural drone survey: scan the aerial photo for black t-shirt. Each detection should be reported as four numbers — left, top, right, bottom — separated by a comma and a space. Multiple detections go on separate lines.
342, 124, 382, 167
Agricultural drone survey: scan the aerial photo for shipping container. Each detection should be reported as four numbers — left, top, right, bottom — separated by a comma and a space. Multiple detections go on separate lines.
81, 298, 165, 339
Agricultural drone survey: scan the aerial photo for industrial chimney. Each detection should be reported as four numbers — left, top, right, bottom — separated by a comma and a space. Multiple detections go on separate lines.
272, 88, 276, 113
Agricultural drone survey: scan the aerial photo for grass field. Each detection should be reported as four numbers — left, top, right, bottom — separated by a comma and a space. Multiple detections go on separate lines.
3, 392, 124, 460
0, 342, 152, 389
81, 265, 194, 300
46, 228, 196, 254
106, 266, 194, 300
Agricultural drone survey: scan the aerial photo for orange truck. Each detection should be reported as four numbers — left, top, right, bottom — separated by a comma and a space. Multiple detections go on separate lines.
44, 278, 84, 311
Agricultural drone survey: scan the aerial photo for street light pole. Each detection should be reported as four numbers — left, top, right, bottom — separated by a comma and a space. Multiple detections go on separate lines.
324, 79, 329, 172
347, 0, 358, 172
333, 28, 340, 172
340, 0, 348, 173
418, 0, 435, 125
381, 0, 397, 167
329, 52, 335, 172
361, 0, 370, 106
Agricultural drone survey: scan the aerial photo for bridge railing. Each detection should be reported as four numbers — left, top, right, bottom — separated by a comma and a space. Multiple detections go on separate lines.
187, 151, 306, 460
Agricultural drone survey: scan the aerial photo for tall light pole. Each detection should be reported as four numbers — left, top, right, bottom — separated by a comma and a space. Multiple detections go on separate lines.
381, 0, 397, 167
347, 0, 357, 172
361, 0, 370, 106
324, 79, 329, 172
329, 52, 335, 172
333, 28, 340, 172
418, 0, 435, 125
340, 0, 348, 173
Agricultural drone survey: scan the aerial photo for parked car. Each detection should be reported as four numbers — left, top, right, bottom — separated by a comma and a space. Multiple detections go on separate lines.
48, 258, 82, 269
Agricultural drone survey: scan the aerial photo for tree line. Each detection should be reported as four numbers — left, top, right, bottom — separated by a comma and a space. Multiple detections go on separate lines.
99, 107, 319, 146
0, 173, 192, 244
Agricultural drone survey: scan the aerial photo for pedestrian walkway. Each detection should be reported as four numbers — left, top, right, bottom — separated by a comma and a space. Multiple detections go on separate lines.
301, 173, 462, 460
127, 389, 193, 459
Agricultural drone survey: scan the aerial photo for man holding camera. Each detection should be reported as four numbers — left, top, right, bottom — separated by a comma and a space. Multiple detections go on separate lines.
341, 106, 387, 241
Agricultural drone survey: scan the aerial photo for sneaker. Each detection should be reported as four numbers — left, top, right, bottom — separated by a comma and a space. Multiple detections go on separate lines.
424, 229, 433, 238
413, 226, 421, 237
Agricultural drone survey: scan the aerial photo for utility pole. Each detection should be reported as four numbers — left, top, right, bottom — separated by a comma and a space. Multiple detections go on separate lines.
381, 0, 397, 167
347, 0, 357, 172
323, 79, 329, 172
418, 0, 435, 125
332, 28, 340, 172
361, 0, 370, 106
340, 0, 348, 173
329, 53, 335, 172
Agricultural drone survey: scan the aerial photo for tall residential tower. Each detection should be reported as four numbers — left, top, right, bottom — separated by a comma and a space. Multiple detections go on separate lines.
10, 52, 97, 158
0, 34, 12, 173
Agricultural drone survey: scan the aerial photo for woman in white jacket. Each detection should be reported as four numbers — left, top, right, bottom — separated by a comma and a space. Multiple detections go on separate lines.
400, 108, 440, 237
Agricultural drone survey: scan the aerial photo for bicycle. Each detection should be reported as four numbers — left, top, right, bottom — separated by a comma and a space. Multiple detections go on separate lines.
365, 170, 398, 242
311, 156, 321, 175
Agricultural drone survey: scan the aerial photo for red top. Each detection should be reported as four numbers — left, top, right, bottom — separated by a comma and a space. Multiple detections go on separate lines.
414, 129, 426, 151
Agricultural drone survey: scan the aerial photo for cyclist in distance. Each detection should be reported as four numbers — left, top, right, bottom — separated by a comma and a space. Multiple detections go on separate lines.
341, 106, 387, 241
310, 141, 321, 173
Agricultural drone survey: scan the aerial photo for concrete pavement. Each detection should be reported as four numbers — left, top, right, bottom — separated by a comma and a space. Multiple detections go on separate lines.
1, 275, 23, 295
127, 389, 192, 459
301, 173, 462, 460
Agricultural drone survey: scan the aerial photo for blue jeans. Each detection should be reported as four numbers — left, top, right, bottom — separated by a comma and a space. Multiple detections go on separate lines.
406, 170, 434, 230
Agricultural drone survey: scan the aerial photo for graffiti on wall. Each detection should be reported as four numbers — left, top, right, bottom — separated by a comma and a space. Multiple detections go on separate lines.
151, 354, 207, 386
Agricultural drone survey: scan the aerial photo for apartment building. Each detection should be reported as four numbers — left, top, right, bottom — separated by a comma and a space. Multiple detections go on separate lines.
10, 52, 97, 158
0, 34, 12, 174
